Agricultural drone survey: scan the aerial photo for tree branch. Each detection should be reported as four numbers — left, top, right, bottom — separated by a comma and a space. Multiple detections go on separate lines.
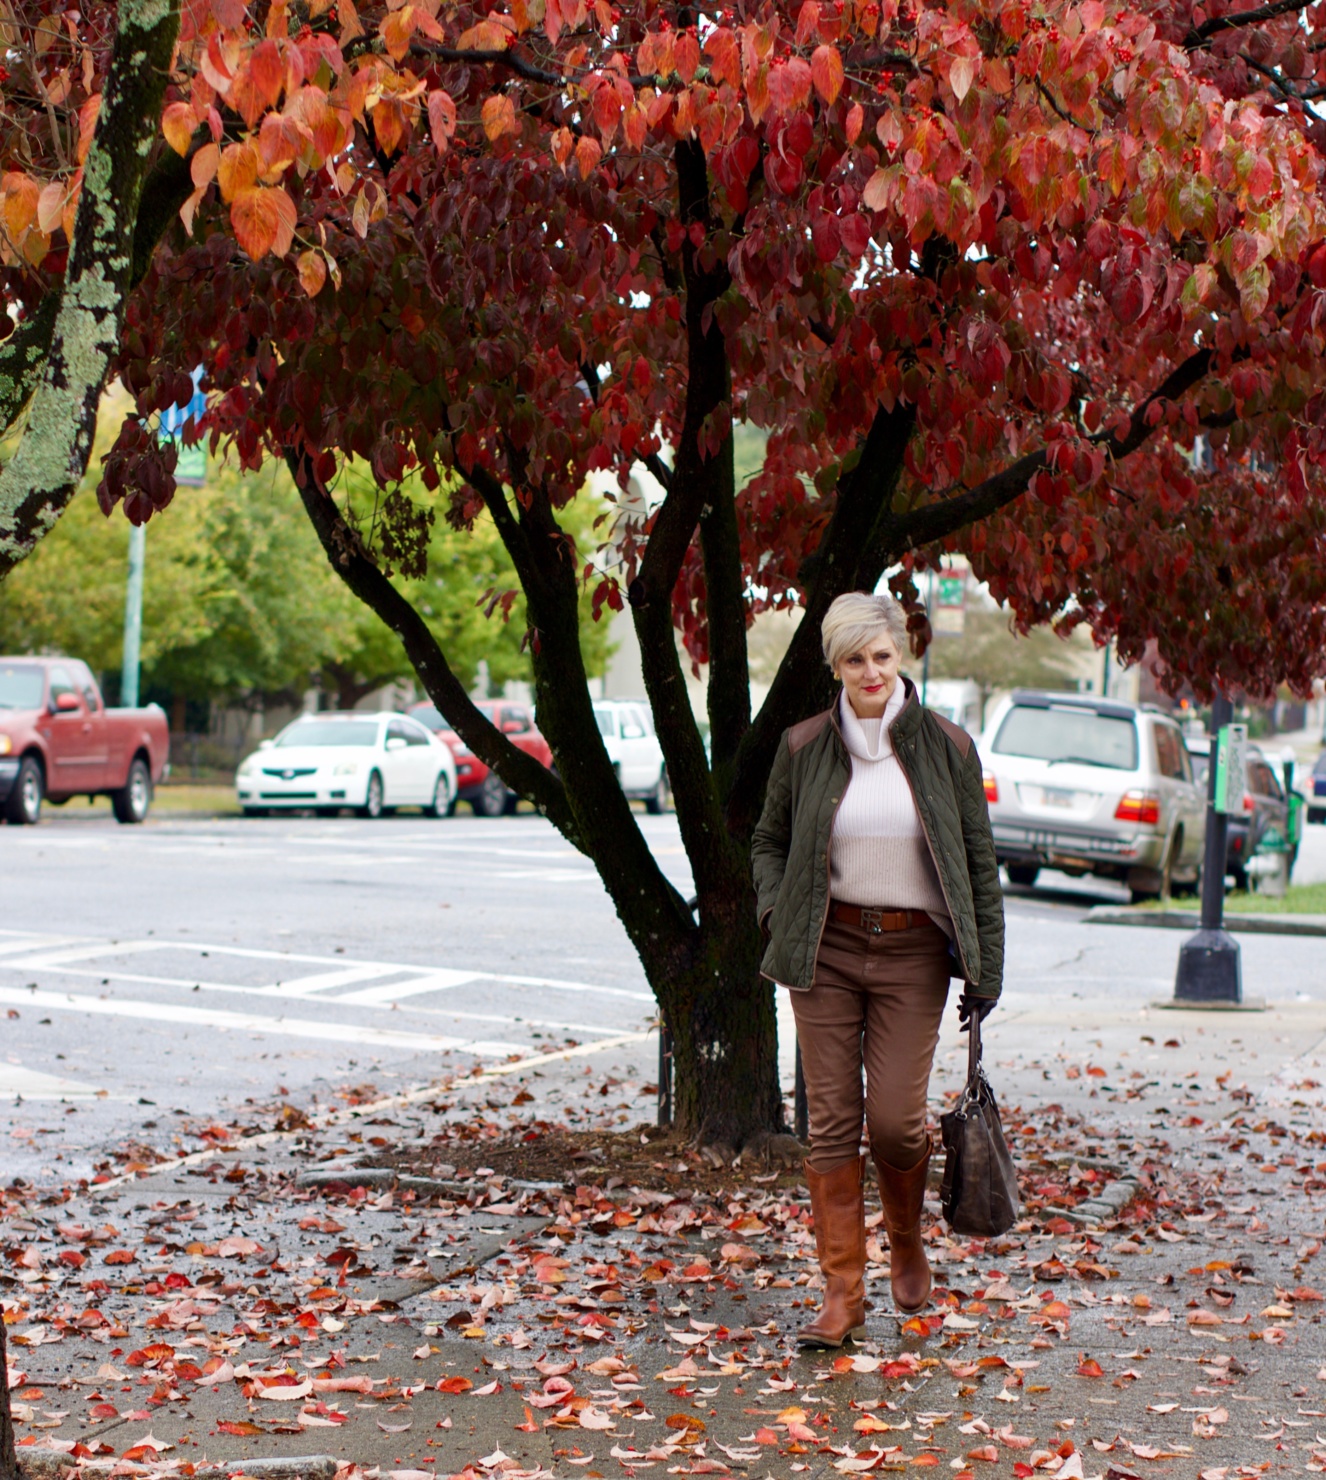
0, 0, 181, 580
288, 449, 582, 840
1186, 0, 1306, 45
889, 347, 1216, 552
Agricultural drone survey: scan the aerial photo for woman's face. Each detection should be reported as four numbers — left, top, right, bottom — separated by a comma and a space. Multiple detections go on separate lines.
838, 629, 901, 719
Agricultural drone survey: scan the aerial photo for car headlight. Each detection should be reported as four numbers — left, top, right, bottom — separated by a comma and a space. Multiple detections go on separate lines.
333, 762, 360, 776
237, 757, 255, 776
0, 735, 10, 756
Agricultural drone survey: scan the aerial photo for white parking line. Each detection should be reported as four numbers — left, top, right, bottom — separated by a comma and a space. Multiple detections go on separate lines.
0, 935, 655, 1004
0, 986, 525, 1056
335, 970, 483, 1005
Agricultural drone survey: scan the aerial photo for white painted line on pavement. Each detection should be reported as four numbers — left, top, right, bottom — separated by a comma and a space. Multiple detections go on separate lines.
335, 970, 484, 1005
0, 935, 656, 1004
0, 1064, 135, 1102
0, 986, 525, 1056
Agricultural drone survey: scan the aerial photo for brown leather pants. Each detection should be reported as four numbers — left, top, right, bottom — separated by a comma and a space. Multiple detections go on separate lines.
789, 912, 952, 1171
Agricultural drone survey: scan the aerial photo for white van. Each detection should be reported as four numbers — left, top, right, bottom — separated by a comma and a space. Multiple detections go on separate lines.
592, 699, 669, 812
921, 678, 983, 736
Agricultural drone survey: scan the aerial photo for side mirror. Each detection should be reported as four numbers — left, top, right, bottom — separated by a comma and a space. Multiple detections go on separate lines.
502, 720, 525, 734
258, 738, 274, 751
53, 692, 80, 713
386, 736, 407, 752
621, 724, 645, 740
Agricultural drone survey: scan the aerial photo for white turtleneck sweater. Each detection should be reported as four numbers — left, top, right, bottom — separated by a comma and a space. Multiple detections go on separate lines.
829, 687, 952, 936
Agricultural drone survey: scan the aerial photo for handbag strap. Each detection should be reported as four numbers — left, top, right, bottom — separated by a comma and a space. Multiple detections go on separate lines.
967, 1009, 983, 1087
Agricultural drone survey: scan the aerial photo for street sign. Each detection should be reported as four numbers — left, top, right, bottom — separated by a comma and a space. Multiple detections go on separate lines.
160, 367, 208, 486
1213, 723, 1251, 815
932, 573, 965, 635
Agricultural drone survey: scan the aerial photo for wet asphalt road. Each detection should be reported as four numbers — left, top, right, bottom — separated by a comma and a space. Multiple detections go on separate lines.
1, 808, 1325, 1182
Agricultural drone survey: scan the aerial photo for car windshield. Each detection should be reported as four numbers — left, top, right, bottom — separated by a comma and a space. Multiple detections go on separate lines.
0, 664, 44, 710
993, 705, 1139, 770
276, 719, 380, 748
593, 707, 614, 737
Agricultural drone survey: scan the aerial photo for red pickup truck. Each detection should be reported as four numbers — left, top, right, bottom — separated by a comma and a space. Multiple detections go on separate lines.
0, 657, 170, 825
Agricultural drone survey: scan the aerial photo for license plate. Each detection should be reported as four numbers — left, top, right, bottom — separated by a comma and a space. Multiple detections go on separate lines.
1041, 787, 1074, 807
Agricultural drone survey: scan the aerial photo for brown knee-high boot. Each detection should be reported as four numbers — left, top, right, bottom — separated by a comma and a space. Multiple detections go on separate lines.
873, 1145, 932, 1314
798, 1156, 867, 1348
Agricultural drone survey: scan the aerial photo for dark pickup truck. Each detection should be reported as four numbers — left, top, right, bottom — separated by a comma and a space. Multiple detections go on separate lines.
0, 657, 170, 824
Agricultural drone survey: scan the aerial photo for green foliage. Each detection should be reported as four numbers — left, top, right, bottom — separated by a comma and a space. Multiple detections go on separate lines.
925, 603, 1098, 696
0, 421, 612, 710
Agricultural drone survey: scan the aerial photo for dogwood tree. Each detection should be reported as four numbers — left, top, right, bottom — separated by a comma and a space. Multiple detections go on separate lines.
5, 0, 1326, 1155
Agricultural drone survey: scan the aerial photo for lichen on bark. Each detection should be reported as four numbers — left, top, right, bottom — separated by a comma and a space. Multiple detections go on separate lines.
0, 0, 181, 579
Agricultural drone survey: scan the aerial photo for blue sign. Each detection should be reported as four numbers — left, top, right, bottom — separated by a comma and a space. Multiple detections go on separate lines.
161, 366, 208, 486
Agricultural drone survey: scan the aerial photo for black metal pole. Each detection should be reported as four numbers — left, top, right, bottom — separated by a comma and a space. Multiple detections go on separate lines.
1174, 693, 1242, 1003
794, 1040, 808, 1142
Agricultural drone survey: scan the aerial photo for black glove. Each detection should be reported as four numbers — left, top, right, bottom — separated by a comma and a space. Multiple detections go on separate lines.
958, 995, 995, 1033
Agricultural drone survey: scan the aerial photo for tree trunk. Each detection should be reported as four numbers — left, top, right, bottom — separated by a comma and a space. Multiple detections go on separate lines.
0, 0, 181, 578
654, 910, 781, 1152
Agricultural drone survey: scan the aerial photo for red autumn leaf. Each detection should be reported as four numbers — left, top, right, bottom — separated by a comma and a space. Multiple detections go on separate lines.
230, 186, 297, 260
810, 45, 843, 105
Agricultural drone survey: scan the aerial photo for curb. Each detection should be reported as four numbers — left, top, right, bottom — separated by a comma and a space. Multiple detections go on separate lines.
1084, 905, 1326, 936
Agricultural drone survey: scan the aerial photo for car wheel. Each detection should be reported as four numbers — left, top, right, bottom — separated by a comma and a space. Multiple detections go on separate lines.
644, 768, 670, 815
241, 806, 269, 817
1006, 863, 1039, 888
1310, 807, 1325, 825
5, 756, 42, 825
1229, 863, 1248, 893
471, 771, 508, 817
358, 770, 385, 819
111, 757, 152, 824
427, 772, 452, 818
502, 788, 520, 816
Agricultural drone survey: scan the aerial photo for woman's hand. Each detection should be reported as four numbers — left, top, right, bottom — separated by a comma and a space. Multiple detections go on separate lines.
957, 995, 995, 1033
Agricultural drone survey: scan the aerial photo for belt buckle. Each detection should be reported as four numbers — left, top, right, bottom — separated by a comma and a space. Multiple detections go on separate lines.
860, 907, 884, 934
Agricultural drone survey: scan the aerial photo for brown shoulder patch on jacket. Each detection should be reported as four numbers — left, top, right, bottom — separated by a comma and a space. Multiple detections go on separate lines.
787, 709, 834, 756
929, 711, 973, 758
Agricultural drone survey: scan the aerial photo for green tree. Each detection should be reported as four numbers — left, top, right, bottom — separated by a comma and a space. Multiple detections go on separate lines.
926, 604, 1097, 698
0, 434, 610, 718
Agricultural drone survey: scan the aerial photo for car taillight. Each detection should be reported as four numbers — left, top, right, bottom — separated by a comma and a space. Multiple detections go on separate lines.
983, 772, 998, 803
1115, 790, 1161, 826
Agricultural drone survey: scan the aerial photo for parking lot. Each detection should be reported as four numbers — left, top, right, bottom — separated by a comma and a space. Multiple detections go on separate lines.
4, 806, 1326, 1183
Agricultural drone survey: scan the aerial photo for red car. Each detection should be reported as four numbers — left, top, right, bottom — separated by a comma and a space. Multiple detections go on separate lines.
0, 657, 170, 825
408, 699, 553, 816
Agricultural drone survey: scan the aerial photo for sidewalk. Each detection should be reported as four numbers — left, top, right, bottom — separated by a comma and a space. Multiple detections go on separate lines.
6, 987, 1326, 1480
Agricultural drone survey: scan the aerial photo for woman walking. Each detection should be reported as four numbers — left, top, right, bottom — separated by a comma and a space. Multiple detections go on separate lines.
752, 591, 1004, 1346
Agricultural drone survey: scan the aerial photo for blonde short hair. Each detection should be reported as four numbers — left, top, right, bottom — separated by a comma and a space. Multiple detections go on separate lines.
821, 591, 908, 674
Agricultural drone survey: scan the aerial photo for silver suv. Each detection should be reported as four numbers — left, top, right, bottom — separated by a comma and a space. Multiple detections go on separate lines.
980, 691, 1206, 901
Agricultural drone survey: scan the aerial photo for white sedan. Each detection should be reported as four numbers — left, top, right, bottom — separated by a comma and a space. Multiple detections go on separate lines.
236, 712, 457, 819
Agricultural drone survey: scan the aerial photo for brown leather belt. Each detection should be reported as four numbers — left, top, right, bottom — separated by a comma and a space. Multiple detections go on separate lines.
829, 902, 927, 934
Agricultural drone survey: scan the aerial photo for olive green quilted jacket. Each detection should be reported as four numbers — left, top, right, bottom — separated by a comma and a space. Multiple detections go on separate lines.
751, 679, 1004, 997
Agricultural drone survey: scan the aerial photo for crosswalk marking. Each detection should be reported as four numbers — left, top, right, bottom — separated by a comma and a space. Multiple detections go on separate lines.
335, 970, 483, 1005
0, 985, 525, 1056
